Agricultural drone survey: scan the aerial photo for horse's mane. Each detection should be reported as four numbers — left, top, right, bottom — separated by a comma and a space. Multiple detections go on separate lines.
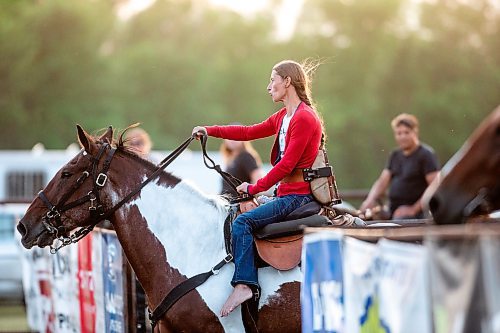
90, 125, 230, 209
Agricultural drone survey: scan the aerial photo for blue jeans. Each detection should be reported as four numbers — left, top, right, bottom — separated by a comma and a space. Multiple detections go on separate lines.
231, 194, 314, 288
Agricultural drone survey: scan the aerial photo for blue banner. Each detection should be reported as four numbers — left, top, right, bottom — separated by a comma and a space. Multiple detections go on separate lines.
101, 233, 124, 333
301, 232, 344, 333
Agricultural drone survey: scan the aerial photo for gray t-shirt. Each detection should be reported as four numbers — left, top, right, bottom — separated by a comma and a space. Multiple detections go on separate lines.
386, 143, 439, 214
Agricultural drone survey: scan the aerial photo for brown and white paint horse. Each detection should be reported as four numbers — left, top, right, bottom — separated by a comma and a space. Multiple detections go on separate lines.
427, 105, 500, 224
17, 125, 301, 332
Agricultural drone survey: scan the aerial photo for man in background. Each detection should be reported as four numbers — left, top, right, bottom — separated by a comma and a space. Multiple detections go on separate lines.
359, 113, 439, 220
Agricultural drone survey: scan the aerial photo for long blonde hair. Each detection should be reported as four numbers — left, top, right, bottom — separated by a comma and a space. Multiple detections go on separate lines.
272, 59, 326, 142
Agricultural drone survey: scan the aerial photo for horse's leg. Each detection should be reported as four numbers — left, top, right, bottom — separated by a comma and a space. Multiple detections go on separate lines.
257, 281, 302, 333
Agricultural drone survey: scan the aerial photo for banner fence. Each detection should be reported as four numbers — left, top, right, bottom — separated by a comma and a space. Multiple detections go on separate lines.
302, 224, 500, 333
19, 228, 146, 333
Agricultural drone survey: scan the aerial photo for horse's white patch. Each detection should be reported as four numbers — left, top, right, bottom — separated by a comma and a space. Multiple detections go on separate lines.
258, 266, 301, 307
108, 188, 121, 206
128, 178, 301, 332
108, 188, 128, 221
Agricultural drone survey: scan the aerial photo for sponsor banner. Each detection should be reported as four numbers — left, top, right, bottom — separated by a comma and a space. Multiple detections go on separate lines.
480, 236, 500, 333
92, 231, 105, 332
101, 232, 125, 333
343, 237, 381, 333
19, 245, 40, 331
51, 245, 80, 333
377, 239, 431, 333
78, 234, 97, 333
20, 229, 126, 333
20, 245, 54, 332
301, 231, 344, 333
426, 237, 486, 333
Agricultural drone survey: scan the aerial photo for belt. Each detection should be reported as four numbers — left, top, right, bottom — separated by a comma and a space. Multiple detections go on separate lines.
281, 168, 305, 183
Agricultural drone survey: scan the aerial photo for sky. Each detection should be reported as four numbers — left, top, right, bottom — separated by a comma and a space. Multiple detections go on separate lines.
210, 0, 305, 40
117, 0, 304, 41
116, 0, 156, 20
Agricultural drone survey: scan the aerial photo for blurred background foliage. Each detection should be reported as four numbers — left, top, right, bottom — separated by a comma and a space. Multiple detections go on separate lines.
1, 0, 499, 189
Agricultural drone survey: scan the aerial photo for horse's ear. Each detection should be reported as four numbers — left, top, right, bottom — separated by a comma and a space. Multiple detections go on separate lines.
100, 126, 113, 144
77, 124, 94, 153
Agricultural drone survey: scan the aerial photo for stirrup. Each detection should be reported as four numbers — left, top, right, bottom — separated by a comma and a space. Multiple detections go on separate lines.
248, 285, 261, 302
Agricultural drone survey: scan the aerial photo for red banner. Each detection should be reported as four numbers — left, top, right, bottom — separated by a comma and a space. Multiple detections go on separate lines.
78, 234, 96, 333
38, 270, 55, 333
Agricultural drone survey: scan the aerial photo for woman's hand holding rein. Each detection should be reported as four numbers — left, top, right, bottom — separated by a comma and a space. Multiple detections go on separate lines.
192, 126, 207, 140
236, 182, 251, 194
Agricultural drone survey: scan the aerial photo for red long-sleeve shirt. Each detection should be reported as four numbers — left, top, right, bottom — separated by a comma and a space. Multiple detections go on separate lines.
206, 103, 322, 196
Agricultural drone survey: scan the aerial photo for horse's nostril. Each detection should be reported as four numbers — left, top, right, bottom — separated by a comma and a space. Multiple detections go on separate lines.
429, 196, 439, 213
429, 196, 440, 213
17, 222, 27, 236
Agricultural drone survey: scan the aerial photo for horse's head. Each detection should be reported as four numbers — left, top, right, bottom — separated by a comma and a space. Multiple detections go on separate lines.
427, 106, 500, 224
17, 125, 118, 251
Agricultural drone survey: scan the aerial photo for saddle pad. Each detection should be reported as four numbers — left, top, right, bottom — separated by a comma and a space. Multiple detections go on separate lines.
254, 214, 331, 240
255, 235, 303, 271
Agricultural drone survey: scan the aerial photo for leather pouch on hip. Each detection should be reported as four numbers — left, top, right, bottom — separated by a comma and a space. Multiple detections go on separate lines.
303, 148, 342, 205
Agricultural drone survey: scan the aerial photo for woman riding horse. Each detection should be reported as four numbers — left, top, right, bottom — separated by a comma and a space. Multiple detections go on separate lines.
192, 59, 325, 317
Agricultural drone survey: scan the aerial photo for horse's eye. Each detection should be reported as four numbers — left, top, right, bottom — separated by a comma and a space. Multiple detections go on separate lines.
61, 171, 72, 178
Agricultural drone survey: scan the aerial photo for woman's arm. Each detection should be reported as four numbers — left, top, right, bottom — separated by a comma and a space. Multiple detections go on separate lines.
205, 111, 282, 141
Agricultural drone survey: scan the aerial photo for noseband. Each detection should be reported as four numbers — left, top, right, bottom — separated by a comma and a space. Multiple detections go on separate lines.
38, 143, 116, 253
461, 185, 499, 220
462, 187, 489, 218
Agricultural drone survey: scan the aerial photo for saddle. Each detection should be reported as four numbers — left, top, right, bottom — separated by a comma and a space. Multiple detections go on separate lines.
252, 201, 365, 270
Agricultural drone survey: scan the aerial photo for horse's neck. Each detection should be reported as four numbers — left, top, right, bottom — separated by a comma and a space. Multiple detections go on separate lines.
109, 165, 229, 306
130, 180, 229, 261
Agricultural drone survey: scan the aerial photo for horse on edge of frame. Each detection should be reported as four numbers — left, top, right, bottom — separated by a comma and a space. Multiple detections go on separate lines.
427, 105, 500, 224
17, 125, 302, 333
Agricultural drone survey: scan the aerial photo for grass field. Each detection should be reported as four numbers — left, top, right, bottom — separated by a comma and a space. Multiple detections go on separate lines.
0, 304, 31, 332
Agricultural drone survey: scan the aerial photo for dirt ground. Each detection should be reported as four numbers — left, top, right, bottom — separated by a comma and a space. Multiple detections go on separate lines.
0, 303, 31, 332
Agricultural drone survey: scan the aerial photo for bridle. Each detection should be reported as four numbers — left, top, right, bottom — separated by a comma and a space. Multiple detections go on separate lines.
38, 142, 116, 253
37, 134, 250, 253
462, 186, 499, 220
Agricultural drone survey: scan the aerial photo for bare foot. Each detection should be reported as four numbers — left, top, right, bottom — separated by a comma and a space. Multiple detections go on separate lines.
220, 284, 253, 317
